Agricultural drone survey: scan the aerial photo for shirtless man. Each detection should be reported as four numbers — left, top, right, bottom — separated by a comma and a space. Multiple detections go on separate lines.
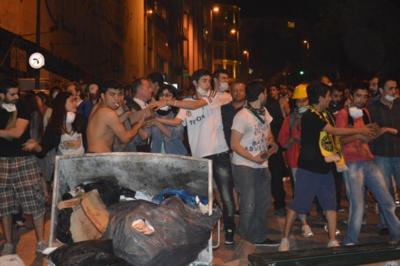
87, 80, 148, 153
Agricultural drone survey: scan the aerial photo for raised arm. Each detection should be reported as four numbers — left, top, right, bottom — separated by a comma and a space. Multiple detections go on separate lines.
156, 116, 183, 127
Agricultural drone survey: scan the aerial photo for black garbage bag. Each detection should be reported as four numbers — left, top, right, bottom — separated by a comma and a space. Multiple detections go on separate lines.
56, 208, 73, 244
104, 197, 221, 266
82, 177, 120, 206
48, 239, 133, 266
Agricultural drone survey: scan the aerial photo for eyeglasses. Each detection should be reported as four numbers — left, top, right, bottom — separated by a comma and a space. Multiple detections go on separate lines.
161, 93, 173, 97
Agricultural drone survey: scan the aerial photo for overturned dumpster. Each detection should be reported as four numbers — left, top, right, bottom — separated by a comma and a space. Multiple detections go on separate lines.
48, 152, 216, 266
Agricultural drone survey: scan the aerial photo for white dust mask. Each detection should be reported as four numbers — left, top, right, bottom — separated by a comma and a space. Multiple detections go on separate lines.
384, 94, 397, 102
66, 112, 76, 124
219, 82, 229, 92
197, 87, 209, 97
349, 106, 363, 119
1, 103, 16, 112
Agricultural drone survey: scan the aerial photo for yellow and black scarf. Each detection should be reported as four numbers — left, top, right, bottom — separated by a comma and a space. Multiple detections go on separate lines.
307, 106, 348, 172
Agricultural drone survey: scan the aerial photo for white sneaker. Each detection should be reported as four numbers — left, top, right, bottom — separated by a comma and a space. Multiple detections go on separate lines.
301, 224, 314, 237
327, 239, 340, 248
278, 238, 290, 252
324, 224, 340, 236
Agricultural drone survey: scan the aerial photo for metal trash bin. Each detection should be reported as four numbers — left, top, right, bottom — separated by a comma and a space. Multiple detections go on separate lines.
49, 152, 214, 265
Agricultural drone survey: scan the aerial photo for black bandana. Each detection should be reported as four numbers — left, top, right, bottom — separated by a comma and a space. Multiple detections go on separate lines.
245, 104, 265, 124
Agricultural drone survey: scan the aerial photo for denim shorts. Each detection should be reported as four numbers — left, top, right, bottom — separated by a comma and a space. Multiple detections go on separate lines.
290, 168, 336, 213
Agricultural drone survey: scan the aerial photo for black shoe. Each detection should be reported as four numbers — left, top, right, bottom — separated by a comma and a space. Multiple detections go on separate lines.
379, 228, 389, 235
274, 208, 287, 217
224, 229, 235, 245
254, 238, 280, 247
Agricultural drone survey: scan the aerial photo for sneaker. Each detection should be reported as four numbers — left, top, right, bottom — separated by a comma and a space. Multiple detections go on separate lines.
254, 238, 280, 247
327, 239, 340, 248
274, 208, 287, 217
301, 224, 314, 237
36, 241, 48, 253
1, 243, 14, 255
278, 238, 290, 252
224, 229, 235, 246
324, 224, 340, 236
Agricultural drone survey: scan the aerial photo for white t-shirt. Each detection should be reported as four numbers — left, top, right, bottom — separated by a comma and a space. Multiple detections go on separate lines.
231, 107, 273, 168
176, 91, 232, 158
58, 132, 85, 156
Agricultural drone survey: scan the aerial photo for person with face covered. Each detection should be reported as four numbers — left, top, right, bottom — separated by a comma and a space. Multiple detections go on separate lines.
336, 82, 400, 245
213, 68, 230, 93
157, 69, 236, 245
368, 77, 400, 233
0, 79, 46, 255
22, 91, 86, 157
149, 84, 187, 155
278, 84, 314, 238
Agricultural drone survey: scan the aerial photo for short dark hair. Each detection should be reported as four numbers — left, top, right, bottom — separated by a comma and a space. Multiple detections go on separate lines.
99, 80, 122, 94
156, 84, 178, 100
379, 77, 397, 89
131, 78, 147, 97
212, 68, 229, 80
147, 72, 164, 85
191, 69, 211, 83
307, 81, 330, 104
0, 79, 18, 94
246, 80, 265, 102
350, 82, 369, 95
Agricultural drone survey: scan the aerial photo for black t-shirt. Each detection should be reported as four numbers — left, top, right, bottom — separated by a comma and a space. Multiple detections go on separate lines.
221, 103, 243, 149
0, 101, 32, 157
298, 110, 332, 174
265, 98, 284, 139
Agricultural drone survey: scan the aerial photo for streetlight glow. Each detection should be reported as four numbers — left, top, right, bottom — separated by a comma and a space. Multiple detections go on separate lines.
146, 9, 153, 15
243, 50, 249, 56
212, 6, 220, 13
303, 40, 308, 44
230, 28, 237, 35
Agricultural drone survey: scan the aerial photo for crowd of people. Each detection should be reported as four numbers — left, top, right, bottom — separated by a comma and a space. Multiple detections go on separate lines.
0, 69, 399, 255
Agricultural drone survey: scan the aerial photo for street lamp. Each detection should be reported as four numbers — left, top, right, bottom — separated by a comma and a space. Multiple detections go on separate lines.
303, 39, 310, 50
210, 6, 220, 72
242, 50, 250, 74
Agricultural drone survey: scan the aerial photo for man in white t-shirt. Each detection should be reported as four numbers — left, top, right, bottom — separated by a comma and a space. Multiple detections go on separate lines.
157, 69, 237, 245
231, 80, 280, 246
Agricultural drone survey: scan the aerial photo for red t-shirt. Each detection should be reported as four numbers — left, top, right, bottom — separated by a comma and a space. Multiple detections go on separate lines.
278, 113, 301, 168
335, 108, 374, 162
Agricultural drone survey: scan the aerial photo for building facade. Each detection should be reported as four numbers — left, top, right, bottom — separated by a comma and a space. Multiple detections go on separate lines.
0, 0, 216, 88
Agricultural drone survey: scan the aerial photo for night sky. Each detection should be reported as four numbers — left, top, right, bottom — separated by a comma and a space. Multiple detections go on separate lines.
222, 0, 400, 84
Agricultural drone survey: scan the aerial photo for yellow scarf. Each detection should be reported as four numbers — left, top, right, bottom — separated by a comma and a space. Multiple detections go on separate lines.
307, 106, 347, 172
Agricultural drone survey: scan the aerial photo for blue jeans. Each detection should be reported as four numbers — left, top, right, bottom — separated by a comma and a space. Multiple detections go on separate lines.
343, 160, 400, 244
374, 156, 400, 228
232, 165, 271, 243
